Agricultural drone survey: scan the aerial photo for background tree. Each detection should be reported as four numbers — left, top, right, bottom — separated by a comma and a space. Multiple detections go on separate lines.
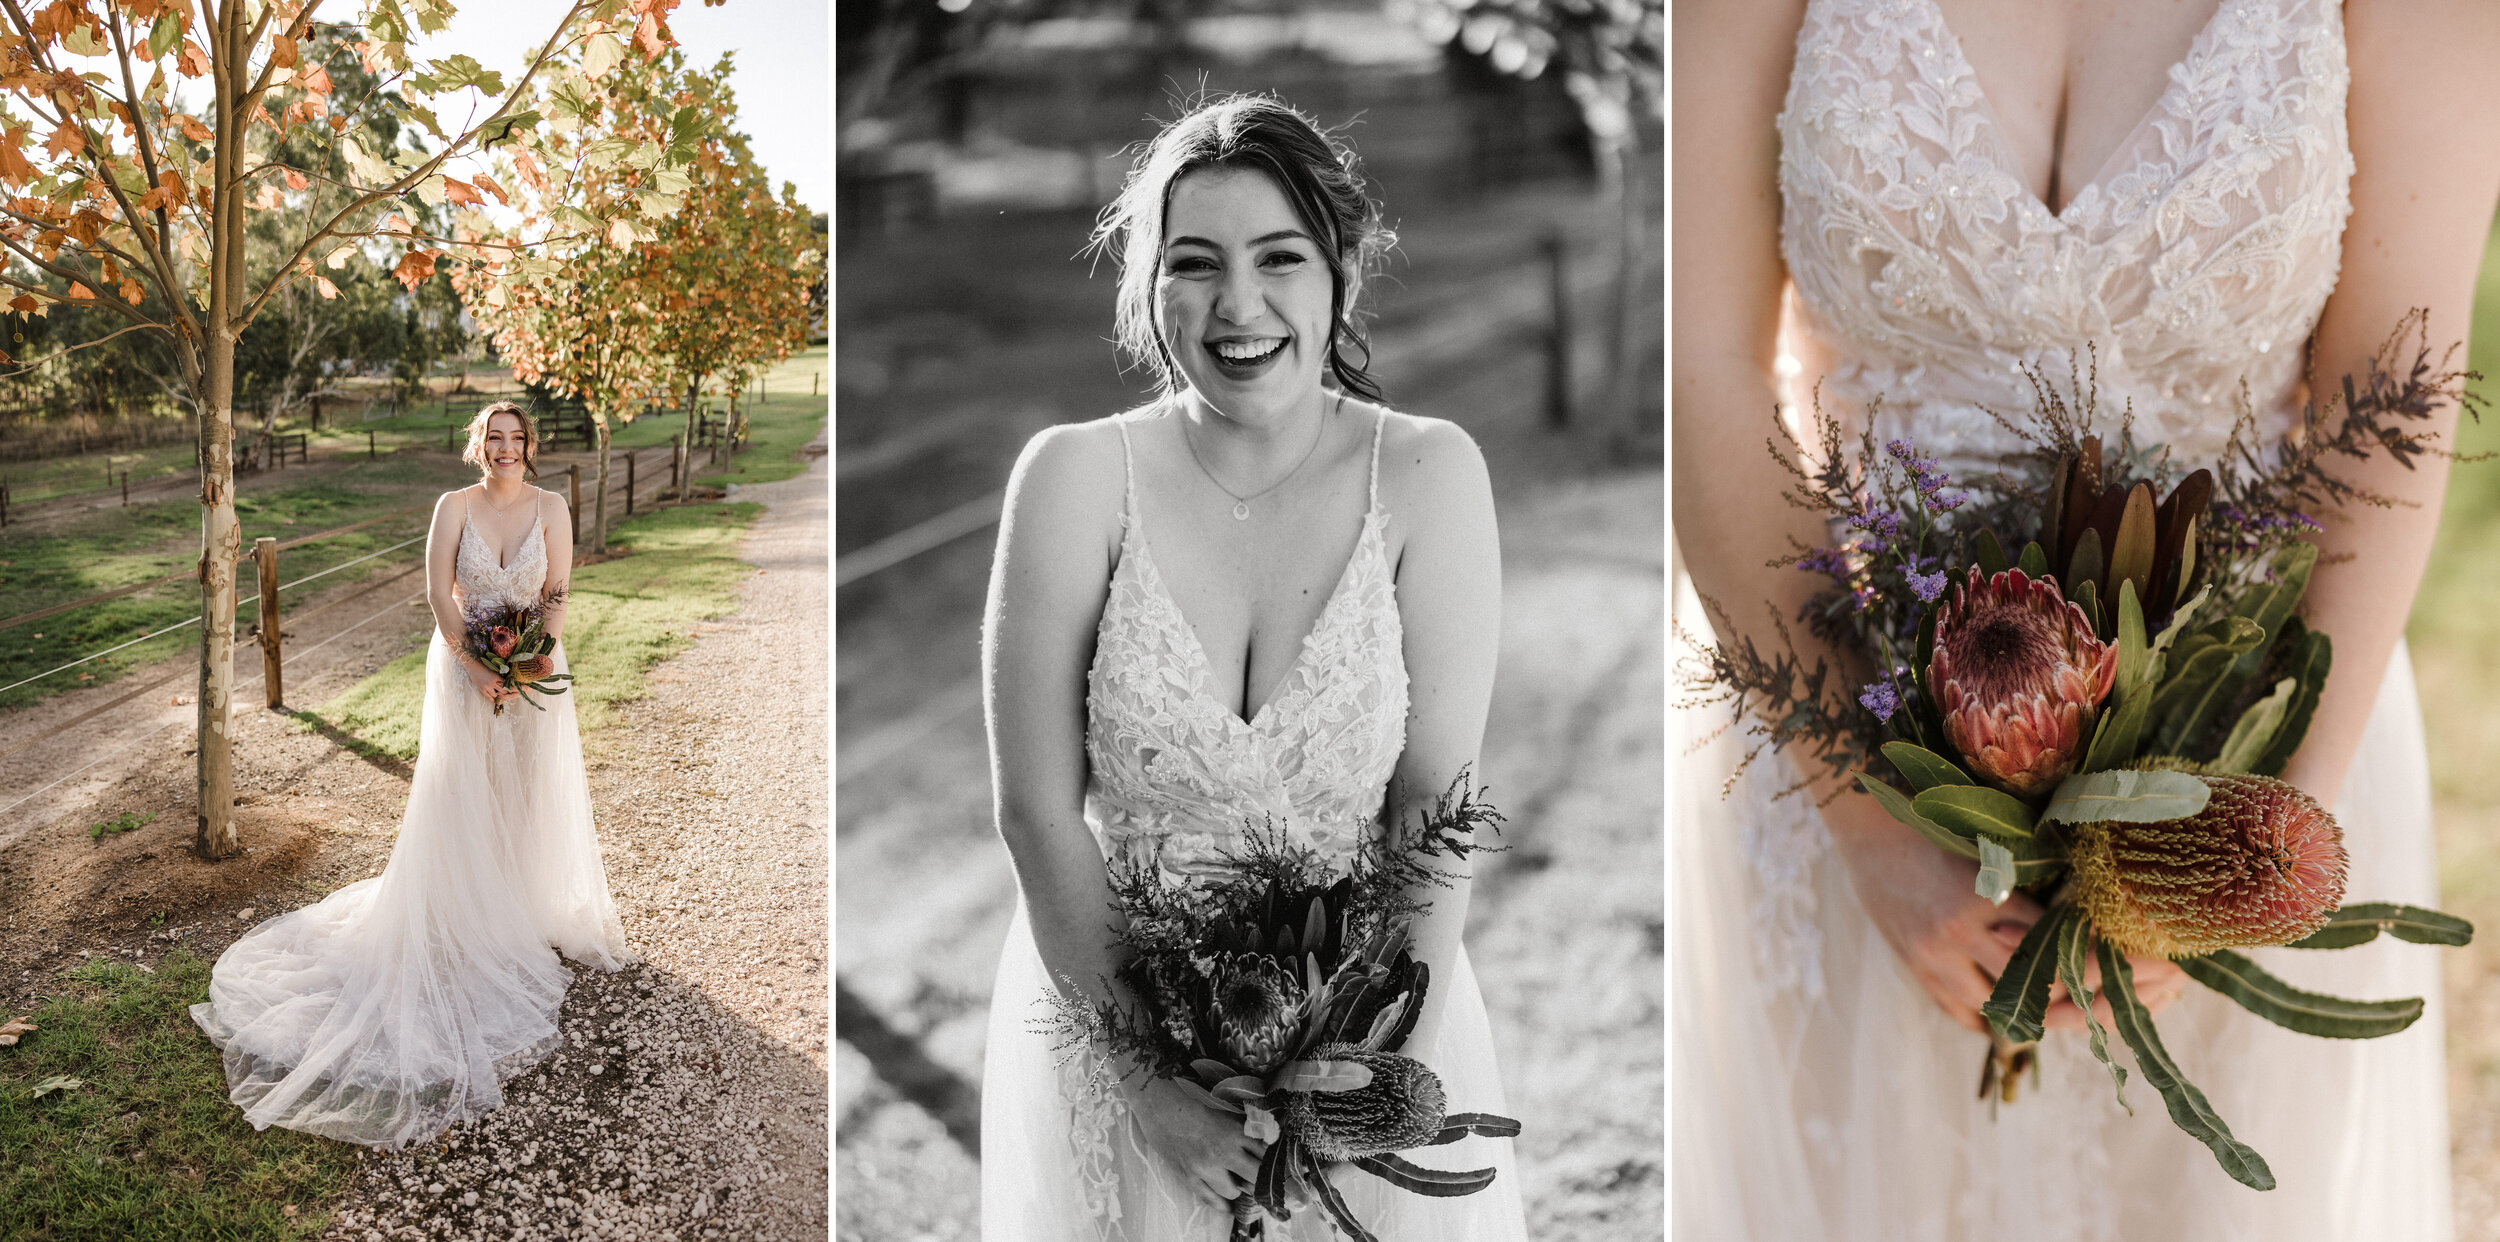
0, 0, 699, 858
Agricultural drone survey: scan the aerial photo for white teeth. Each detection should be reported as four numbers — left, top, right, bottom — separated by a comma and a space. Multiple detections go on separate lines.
1212, 338, 1283, 364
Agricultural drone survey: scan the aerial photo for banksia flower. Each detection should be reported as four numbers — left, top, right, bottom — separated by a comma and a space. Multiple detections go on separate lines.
1281, 1045, 1447, 1160
510, 654, 554, 683
1929, 567, 2118, 797
1212, 956, 1304, 1075
2071, 772, 2348, 959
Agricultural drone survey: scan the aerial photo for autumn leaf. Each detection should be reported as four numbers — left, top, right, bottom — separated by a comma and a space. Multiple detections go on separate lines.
270, 33, 298, 68
442, 177, 484, 207
300, 65, 333, 96
9, 295, 38, 314
283, 169, 309, 191
392, 248, 438, 290
176, 40, 210, 78
633, 10, 668, 58
315, 276, 339, 299
473, 172, 511, 205
325, 243, 355, 269
0, 130, 32, 187
119, 278, 143, 305
66, 282, 92, 300
176, 113, 211, 143
44, 124, 83, 160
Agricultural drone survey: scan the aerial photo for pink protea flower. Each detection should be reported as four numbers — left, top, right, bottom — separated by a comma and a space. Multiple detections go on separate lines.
1928, 566, 2118, 797
489, 626, 518, 657
2071, 770, 2349, 959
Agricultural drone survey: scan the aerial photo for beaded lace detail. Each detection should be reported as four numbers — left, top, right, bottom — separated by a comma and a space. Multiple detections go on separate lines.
1082, 407, 1409, 882
1777, 0, 2352, 474
456, 493, 549, 614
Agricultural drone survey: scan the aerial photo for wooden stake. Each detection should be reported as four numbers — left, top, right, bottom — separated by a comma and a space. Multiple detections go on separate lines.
566, 464, 582, 546
256, 537, 281, 708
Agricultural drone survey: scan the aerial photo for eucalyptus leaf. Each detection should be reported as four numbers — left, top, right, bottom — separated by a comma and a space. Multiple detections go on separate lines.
1973, 528, 2010, 576
2150, 616, 2266, 754
2041, 768, 2211, 825
2229, 543, 2320, 679
2251, 629, 2332, 778
2147, 584, 2215, 684
2178, 951, 2423, 1039
2212, 677, 2298, 775
2081, 682, 2153, 773
1982, 904, 2069, 1043
2285, 903, 2475, 950
2098, 940, 2275, 1190
2058, 915, 2128, 1110
1857, 772, 1979, 860
2017, 540, 2050, 579
1976, 836, 2017, 906
2115, 578, 2150, 696
1913, 784, 2037, 841
1880, 741, 1973, 791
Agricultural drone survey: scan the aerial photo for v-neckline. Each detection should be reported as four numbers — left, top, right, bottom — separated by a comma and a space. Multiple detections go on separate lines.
1129, 509, 1378, 732
463, 508, 541, 572
1921, 0, 2235, 221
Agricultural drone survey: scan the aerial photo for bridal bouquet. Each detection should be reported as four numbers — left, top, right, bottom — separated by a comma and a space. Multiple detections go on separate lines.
463, 589, 572, 716
1045, 777, 1521, 1240
1684, 314, 2479, 1191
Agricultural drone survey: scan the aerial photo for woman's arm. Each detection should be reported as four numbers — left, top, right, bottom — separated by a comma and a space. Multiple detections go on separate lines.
2279, 0, 2500, 808
1379, 416, 1501, 1055
984, 419, 1265, 1204
540, 489, 573, 641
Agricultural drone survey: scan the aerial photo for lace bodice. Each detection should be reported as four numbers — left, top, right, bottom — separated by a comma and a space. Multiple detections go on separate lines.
455, 494, 548, 614
1083, 407, 1408, 881
1777, 0, 2352, 471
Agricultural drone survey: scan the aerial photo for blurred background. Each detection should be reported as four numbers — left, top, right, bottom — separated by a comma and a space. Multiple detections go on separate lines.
831, 0, 1664, 1238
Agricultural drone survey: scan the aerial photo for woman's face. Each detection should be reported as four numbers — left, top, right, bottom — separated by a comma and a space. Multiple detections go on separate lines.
481, 412, 529, 479
1155, 167, 1341, 428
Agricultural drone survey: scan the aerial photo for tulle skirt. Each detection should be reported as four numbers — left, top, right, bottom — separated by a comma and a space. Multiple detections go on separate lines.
980, 902, 1529, 1241
1672, 573, 2452, 1240
190, 635, 632, 1149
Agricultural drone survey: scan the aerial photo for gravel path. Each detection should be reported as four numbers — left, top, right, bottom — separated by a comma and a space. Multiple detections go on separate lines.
323, 444, 831, 1242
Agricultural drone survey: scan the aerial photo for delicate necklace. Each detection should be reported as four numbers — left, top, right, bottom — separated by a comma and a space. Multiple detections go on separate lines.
478, 482, 531, 513
1180, 392, 1337, 521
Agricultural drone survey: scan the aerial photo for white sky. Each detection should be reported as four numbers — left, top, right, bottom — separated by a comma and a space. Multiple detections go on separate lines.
414, 0, 830, 213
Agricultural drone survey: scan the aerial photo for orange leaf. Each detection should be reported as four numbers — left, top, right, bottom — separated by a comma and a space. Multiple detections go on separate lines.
314, 276, 338, 299
66, 282, 91, 300
176, 114, 211, 143
283, 169, 307, 191
43, 124, 82, 160
472, 172, 510, 205
299, 65, 332, 95
391, 248, 437, 290
9, 295, 36, 314
0, 129, 32, 188
176, 40, 209, 78
270, 33, 297, 68
441, 177, 482, 207
119, 277, 142, 305
633, 11, 666, 58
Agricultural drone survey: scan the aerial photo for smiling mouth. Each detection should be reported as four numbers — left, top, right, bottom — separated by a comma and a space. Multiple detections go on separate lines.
1207, 337, 1285, 368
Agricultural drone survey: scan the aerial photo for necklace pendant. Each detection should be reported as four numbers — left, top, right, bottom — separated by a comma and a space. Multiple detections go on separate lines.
1232, 501, 1251, 521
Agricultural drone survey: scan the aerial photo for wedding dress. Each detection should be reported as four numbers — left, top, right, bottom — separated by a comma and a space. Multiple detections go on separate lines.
1675, 0, 2452, 1237
191, 491, 631, 1148
981, 407, 1528, 1240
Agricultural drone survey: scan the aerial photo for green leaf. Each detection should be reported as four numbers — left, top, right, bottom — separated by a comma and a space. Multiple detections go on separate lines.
27, 1075, 82, 1100
147, 11, 181, 60
2069, 527, 2105, 600
2212, 677, 2298, 775
2040, 767, 2211, 825
1982, 904, 2069, 1042
2081, 680, 2153, 773
2178, 951, 2424, 1039
2058, 915, 2128, 1110
2114, 578, 2151, 696
2107, 485, 2159, 607
2098, 939, 2275, 1190
1857, 772, 1978, 860
2147, 583, 2214, 685
1976, 836, 2016, 905
1271, 1060, 1375, 1093
2251, 629, 2332, 778
2017, 540, 2049, 579
2285, 902, 2475, 950
2149, 615, 2266, 753
2229, 543, 2320, 679
1880, 741, 1973, 791
1973, 527, 2010, 576
1913, 784, 2037, 841
2074, 577, 2103, 639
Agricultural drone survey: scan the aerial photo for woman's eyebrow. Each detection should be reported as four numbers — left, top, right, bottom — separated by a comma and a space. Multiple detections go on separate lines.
1165, 229, 1313, 251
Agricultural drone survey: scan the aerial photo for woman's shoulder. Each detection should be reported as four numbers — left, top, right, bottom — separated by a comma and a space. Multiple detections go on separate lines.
1010, 406, 1155, 496
1359, 403, 1491, 513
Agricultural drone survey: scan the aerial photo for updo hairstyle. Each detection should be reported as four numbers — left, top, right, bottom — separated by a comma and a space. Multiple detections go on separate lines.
1092, 94, 1396, 403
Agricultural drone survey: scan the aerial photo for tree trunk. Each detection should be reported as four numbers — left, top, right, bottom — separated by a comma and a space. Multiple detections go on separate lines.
592, 416, 613, 554
195, 0, 245, 860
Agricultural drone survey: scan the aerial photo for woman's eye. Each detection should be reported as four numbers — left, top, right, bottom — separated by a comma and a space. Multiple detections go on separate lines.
1166, 256, 1216, 276
1261, 251, 1308, 269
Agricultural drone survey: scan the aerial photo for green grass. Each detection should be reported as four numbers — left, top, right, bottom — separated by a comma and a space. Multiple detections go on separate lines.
0, 952, 362, 1241
294, 500, 766, 759
695, 346, 828, 489
0, 465, 465, 712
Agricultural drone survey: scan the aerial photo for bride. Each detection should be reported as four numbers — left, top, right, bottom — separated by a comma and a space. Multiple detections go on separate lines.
977, 95, 1527, 1239
190, 401, 632, 1148
1675, 0, 2500, 1236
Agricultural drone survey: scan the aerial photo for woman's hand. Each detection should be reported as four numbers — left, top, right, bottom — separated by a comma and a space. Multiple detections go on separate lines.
1122, 1076, 1266, 1210
463, 659, 513, 707
1822, 790, 2183, 1031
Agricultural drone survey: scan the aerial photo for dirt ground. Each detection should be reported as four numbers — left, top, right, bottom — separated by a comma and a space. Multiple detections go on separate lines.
0, 442, 832, 1241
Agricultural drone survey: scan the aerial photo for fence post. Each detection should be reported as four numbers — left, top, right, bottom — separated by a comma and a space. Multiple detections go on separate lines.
120, 471, 128, 506
1, 480, 9, 526
368, 429, 376, 459
447, 424, 456, 452
567, 464, 581, 545
256, 537, 283, 709
1544, 231, 1572, 429
625, 449, 636, 516
672, 432, 686, 500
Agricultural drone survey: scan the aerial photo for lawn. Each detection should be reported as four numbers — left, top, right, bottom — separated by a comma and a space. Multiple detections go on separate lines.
0, 951, 363, 1241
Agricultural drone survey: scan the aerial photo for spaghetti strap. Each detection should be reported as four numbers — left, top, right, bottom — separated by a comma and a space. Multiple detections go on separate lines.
1114, 416, 1138, 530
1366, 404, 1386, 513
